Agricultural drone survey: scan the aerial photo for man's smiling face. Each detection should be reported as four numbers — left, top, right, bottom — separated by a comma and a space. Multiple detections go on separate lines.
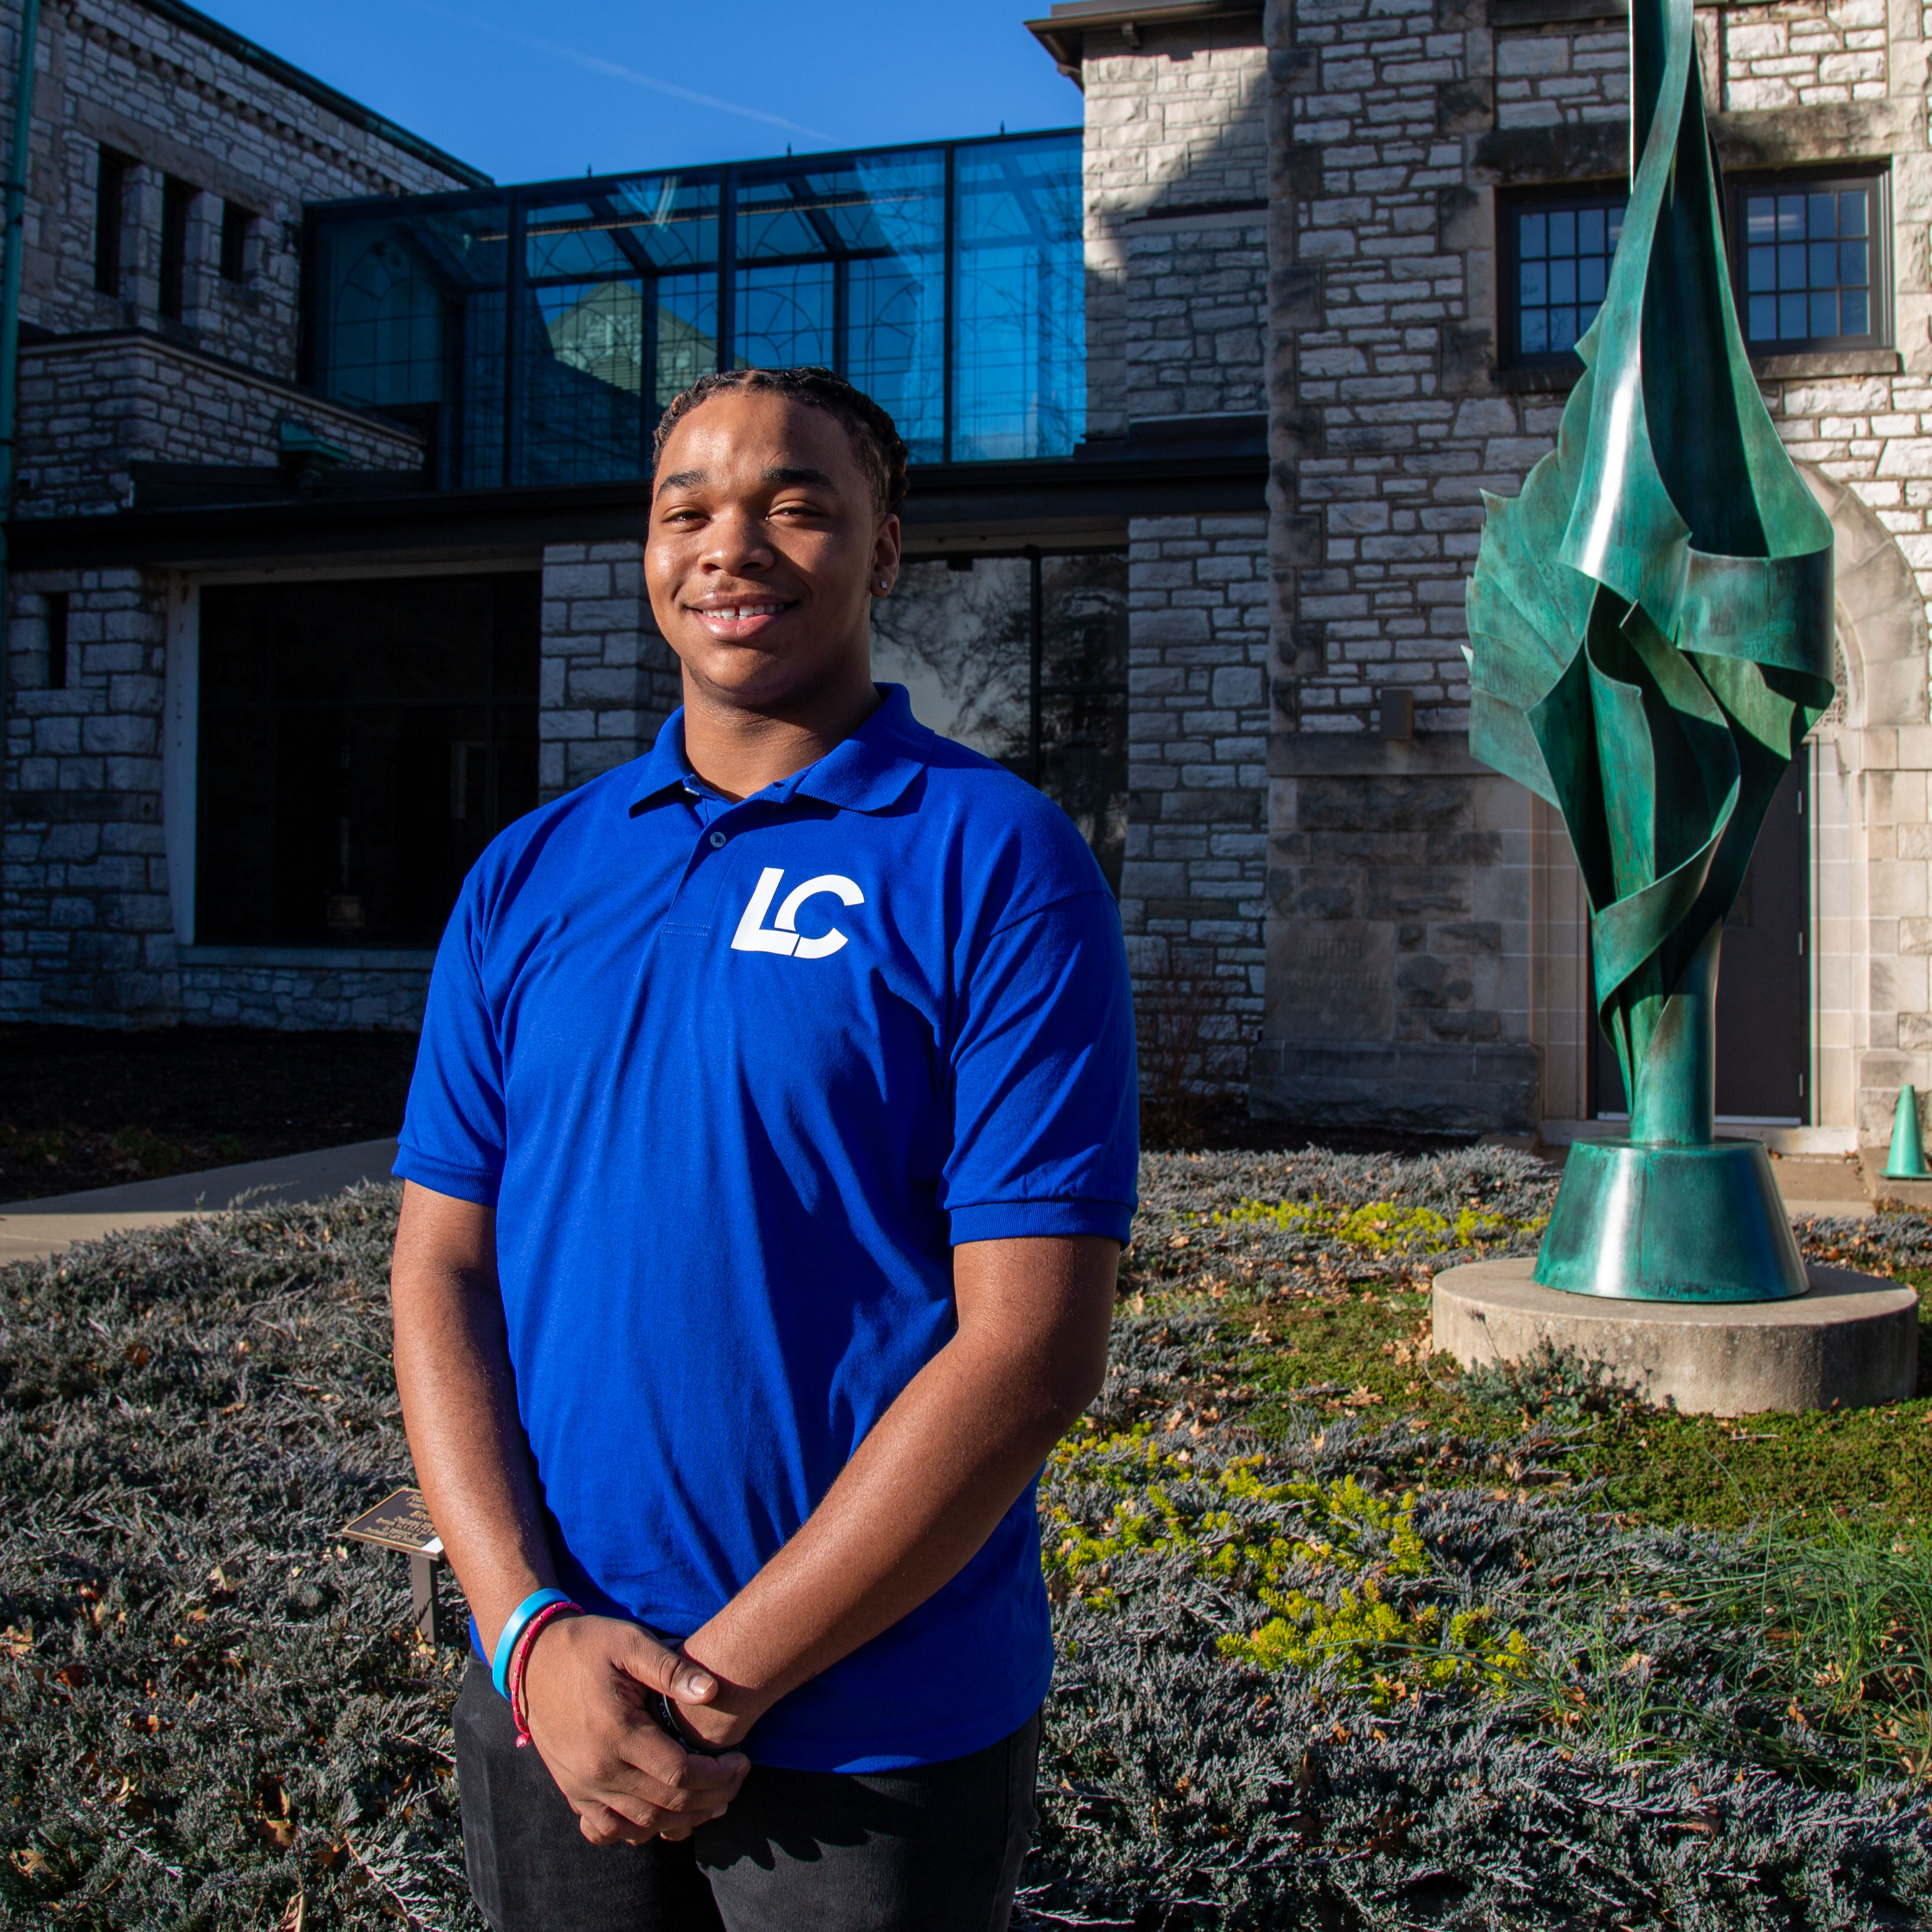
645, 387, 900, 718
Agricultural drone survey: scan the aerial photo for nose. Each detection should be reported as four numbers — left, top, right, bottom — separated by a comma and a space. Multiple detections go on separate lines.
700, 504, 774, 578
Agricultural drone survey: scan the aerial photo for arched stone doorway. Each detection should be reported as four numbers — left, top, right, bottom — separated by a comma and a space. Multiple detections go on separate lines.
1801, 463, 1932, 1148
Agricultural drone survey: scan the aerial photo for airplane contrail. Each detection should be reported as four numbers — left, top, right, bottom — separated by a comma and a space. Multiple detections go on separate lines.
400, 0, 831, 142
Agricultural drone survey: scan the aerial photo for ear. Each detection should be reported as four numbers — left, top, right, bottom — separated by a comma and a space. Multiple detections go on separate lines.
871, 514, 902, 599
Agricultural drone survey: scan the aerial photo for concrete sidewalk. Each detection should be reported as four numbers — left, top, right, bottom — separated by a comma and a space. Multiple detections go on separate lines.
0, 1138, 399, 1266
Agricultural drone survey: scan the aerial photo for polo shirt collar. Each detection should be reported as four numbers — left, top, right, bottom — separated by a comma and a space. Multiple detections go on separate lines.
629, 684, 926, 818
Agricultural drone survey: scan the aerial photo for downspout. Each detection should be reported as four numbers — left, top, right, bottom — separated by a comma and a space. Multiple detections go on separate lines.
0, 0, 39, 876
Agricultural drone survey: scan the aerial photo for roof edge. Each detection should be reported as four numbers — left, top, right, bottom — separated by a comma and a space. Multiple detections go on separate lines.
1025, 1, 1264, 82
130, 0, 493, 188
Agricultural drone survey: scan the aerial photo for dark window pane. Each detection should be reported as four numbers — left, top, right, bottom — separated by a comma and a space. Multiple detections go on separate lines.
197, 574, 540, 947
219, 202, 251, 283
1549, 209, 1575, 254
160, 176, 195, 322
1747, 293, 1775, 338
1808, 240, 1837, 286
1520, 211, 1546, 257
1550, 258, 1576, 304
1578, 300, 1601, 337
1810, 289, 1837, 336
1841, 288, 1869, 335
1840, 238, 1868, 287
1745, 195, 1775, 242
1607, 206, 1624, 249
1578, 256, 1606, 303
1549, 306, 1578, 351
1578, 207, 1604, 253
1520, 259, 1547, 306
95, 147, 127, 295
1776, 193, 1806, 238
1778, 290, 1808, 337
1840, 189, 1868, 236
1778, 241, 1806, 286
1747, 245, 1776, 292
1807, 191, 1837, 237
1521, 306, 1548, 353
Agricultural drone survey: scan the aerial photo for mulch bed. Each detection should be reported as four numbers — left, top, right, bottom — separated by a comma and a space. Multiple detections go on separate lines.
0, 1027, 419, 1202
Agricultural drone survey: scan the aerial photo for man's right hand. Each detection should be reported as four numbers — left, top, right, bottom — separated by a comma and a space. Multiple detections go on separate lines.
519, 1613, 751, 1844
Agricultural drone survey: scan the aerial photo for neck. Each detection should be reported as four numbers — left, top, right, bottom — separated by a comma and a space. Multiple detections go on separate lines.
679, 665, 882, 802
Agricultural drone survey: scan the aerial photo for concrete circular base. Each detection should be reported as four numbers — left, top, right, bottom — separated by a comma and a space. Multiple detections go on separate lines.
1432, 1260, 1920, 1417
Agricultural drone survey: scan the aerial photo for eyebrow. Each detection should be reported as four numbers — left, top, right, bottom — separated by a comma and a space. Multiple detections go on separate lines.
652, 464, 839, 497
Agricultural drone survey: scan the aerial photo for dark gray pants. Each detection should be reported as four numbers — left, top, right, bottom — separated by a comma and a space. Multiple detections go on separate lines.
454, 1663, 1040, 1932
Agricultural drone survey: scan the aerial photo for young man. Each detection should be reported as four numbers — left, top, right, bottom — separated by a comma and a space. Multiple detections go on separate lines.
390, 366, 1138, 1931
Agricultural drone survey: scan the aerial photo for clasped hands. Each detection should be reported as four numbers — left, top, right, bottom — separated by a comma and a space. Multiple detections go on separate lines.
519, 1611, 765, 1846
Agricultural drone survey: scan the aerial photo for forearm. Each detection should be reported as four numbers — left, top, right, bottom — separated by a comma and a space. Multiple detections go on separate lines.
390, 1181, 553, 1655
680, 1235, 1117, 1726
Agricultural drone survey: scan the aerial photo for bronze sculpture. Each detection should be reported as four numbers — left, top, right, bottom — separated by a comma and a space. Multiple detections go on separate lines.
1465, 0, 1836, 1297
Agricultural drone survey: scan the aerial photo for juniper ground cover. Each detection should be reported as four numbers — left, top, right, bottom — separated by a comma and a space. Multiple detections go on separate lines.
4, 1151, 1931, 1928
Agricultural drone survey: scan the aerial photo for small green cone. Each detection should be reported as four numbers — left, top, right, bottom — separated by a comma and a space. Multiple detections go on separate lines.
1885, 1084, 1932, 1180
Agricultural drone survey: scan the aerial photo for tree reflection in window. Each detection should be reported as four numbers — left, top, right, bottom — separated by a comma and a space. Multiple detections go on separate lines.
871, 551, 1128, 887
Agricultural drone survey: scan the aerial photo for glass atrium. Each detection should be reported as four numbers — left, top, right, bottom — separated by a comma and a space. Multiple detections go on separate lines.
304, 131, 1085, 489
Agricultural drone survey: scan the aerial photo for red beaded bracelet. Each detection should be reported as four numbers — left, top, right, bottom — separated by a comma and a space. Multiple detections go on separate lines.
508, 1598, 583, 1747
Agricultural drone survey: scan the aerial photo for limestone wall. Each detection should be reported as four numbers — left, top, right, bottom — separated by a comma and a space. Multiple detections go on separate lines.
2, 0, 480, 383
1080, 23, 1269, 441
539, 542, 679, 802
1120, 511, 1271, 1085
16, 332, 425, 516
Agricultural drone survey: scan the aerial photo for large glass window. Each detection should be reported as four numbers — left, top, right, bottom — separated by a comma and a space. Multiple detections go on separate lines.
309, 200, 509, 486
305, 131, 1083, 475
1734, 174, 1887, 352
196, 574, 539, 948
1503, 190, 1626, 366
951, 137, 1085, 461
870, 551, 1127, 887
516, 174, 721, 486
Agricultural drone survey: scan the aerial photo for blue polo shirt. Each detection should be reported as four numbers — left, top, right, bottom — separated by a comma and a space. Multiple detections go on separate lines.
395, 685, 1137, 1772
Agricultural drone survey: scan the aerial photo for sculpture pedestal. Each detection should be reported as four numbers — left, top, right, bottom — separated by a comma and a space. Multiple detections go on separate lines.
1432, 1260, 1918, 1416
1536, 1138, 1807, 1301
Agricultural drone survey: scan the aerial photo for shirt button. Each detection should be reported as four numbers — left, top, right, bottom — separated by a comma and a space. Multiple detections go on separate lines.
709, 830, 728, 849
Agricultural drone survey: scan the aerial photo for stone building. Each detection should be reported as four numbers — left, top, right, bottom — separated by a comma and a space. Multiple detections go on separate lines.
1035, 0, 1931, 1152
3, 0, 1927, 1158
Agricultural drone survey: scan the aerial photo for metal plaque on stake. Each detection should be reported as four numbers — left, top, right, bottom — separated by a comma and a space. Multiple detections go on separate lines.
341, 1487, 455, 1647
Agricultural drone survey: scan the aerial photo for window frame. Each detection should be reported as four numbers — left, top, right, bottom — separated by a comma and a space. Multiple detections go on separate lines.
1498, 180, 1629, 371
1726, 166, 1891, 357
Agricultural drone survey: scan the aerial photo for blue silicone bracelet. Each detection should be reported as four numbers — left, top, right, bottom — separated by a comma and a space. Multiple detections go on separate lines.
492, 1588, 572, 1701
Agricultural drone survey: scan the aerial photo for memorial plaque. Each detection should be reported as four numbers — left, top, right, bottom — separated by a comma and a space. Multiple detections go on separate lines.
341, 1487, 441, 1556
341, 1487, 456, 1646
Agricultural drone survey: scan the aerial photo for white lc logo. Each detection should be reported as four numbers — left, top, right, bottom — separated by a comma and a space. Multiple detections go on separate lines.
730, 867, 865, 959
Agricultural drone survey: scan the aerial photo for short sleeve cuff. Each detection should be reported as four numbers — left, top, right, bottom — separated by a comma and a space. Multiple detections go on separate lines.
392, 1143, 503, 1208
948, 1197, 1133, 1245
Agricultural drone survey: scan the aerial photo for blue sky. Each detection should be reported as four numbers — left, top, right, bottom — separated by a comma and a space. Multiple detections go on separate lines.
187, 1, 1084, 185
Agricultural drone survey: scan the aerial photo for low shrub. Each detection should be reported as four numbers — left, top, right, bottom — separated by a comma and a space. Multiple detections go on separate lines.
4, 1156, 1931, 1929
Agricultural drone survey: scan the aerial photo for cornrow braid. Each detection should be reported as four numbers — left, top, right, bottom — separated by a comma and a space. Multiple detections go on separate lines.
652, 366, 909, 519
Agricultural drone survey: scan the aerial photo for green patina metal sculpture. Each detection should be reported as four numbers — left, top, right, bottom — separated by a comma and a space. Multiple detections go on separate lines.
1465, 0, 1836, 1300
